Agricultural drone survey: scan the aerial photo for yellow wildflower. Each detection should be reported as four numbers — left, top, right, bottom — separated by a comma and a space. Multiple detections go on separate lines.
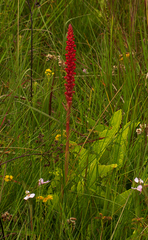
119, 52, 130, 61
43, 198, 47, 203
36, 195, 53, 202
45, 69, 54, 76
55, 130, 66, 141
47, 195, 53, 200
4, 175, 13, 182
55, 134, 61, 141
36, 196, 44, 200
9, 175, 13, 180
43, 195, 53, 203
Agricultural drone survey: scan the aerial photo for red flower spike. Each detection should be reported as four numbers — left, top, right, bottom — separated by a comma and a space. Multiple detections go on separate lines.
64, 24, 76, 108
62, 24, 76, 188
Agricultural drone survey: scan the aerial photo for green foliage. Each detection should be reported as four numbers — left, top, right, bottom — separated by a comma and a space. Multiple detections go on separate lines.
71, 110, 126, 189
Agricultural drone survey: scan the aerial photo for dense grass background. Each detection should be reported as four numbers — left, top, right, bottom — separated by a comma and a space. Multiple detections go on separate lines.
0, 0, 148, 239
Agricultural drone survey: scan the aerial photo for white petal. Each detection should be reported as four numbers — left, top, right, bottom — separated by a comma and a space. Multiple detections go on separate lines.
24, 195, 29, 200
83, 69, 88, 74
44, 180, 50, 184
24, 193, 35, 200
38, 178, 44, 185
131, 185, 143, 193
139, 179, 144, 184
29, 193, 35, 198
134, 177, 139, 183
137, 185, 143, 193
136, 128, 142, 135
25, 190, 30, 194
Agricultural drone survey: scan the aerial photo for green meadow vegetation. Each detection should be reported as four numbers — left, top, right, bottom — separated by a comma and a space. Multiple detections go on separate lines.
0, 0, 148, 239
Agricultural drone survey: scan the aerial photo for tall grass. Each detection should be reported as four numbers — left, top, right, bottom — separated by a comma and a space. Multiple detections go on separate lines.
0, 0, 148, 239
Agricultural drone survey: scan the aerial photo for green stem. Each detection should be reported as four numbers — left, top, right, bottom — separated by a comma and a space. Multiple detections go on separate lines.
17, 0, 19, 71
142, 185, 148, 207
29, 203, 33, 231
65, 105, 71, 183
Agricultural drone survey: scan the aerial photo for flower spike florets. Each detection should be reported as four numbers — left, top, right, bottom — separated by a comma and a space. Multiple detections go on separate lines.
64, 24, 76, 108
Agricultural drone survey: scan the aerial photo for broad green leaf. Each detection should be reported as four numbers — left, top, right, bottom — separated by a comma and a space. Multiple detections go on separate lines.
110, 109, 122, 131
88, 163, 118, 186
71, 110, 131, 196
92, 110, 122, 157
87, 116, 108, 133
98, 164, 118, 177
116, 122, 130, 167
113, 189, 131, 213
70, 141, 97, 171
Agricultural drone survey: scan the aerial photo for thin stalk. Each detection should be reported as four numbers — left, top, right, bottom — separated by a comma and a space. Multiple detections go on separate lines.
17, 0, 19, 73
0, 218, 5, 240
110, 191, 131, 240
65, 106, 70, 182
49, 68, 55, 128
27, 0, 33, 100
146, 0, 148, 27
29, 203, 33, 231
